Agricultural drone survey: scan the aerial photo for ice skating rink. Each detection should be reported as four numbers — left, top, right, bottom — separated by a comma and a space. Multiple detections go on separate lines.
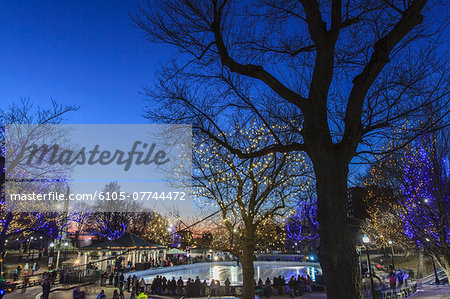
128, 261, 321, 285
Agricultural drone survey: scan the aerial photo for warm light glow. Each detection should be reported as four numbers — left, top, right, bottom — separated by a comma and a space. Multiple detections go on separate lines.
362, 235, 370, 244
211, 266, 220, 280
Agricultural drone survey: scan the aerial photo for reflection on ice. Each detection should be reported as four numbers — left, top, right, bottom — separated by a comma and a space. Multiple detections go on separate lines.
136, 261, 321, 286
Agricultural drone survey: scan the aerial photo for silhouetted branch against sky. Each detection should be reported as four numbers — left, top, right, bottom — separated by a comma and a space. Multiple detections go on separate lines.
135, 0, 448, 163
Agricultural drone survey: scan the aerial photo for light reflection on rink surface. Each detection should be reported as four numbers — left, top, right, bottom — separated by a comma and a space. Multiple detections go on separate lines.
139, 261, 321, 285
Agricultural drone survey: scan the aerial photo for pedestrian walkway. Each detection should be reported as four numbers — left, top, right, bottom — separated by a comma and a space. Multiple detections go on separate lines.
3, 285, 327, 299
277, 293, 326, 298
3, 285, 132, 299
4, 282, 446, 299
413, 284, 450, 299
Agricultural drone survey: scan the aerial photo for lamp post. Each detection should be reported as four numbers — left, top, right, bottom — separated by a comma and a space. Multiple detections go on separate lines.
357, 246, 362, 277
363, 235, 376, 298
64, 241, 69, 259
55, 239, 62, 270
48, 242, 55, 269
388, 240, 395, 270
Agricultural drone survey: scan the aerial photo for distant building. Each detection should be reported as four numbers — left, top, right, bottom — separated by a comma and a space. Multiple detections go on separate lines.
347, 185, 396, 239
347, 186, 371, 221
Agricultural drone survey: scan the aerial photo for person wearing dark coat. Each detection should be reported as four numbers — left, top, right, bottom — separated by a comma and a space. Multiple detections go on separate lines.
224, 278, 231, 295
177, 277, 184, 295
109, 273, 114, 286
127, 275, 132, 292
42, 278, 51, 299
201, 280, 207, 296
264, 278, 272, 298
194, 276, 201, 296
162, 276, 167, 294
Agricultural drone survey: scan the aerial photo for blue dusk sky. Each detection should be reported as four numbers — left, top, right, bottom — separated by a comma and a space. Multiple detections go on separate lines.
0, 0, 171, 124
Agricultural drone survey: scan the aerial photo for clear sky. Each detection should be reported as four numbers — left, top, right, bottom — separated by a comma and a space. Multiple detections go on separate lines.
0, 0, 171, 124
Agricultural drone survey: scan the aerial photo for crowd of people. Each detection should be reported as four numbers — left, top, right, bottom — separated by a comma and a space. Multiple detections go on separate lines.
12, 262, 40, 280
96, 273, 315, 298
388, 269, 409, 289
360, 267, 412, 297
270, 275, 314, 298
36, 267, 410, 299
96, 288, 148, 299
127, 255, 209, 270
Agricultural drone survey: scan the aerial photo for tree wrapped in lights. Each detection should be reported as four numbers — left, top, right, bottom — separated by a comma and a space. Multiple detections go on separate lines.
398, 132, 450, 281
192, 121, 311, 299
0, 100, 78, 253
142, 212, 174, 246
362, 131, 423, 250
361, 185, 411, 250
255, 218, 286, 251
363, 129, 449, 281
91, 181, 173, 244
91, 182, 133, 240
285, 195, 319, 253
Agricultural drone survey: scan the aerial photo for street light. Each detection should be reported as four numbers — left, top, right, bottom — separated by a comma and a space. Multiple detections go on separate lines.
362, 234, 370, 243
363, 235, 376, 298
64, 241, 69, 259
388, 240, 395, 270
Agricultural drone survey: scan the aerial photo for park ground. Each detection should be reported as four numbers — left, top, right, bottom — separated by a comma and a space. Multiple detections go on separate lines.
3, 284, 449, 299
2, 252, 449, 298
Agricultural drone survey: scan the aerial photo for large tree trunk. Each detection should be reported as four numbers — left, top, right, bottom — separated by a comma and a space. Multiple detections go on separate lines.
435, 251, 450, 286
313, 155, 363, 298
444, 253, 450, 286
241, 229, 256, 299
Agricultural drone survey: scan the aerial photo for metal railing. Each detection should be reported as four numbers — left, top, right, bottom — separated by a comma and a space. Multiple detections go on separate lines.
379, 283, 417, 299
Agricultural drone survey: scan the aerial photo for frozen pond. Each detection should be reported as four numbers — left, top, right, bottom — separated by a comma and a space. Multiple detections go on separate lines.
129, 261, 321, 286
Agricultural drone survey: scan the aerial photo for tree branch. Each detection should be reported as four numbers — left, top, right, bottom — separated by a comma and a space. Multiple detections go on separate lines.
342, 0, 428, 150
197, 126, 306, 158
211, 6, 307, 109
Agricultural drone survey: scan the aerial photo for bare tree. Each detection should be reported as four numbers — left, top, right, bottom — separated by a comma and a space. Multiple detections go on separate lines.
133, 0, 449, 297
68, 201, 94, 247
